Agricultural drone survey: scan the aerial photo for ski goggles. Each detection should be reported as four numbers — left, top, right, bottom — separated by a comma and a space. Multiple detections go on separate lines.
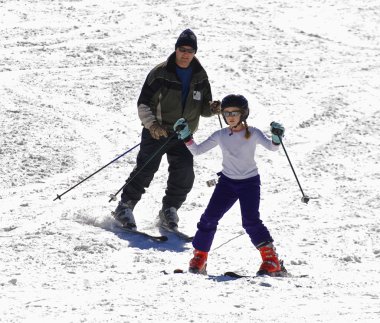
177, 46, 196, 54
222, 111, 241, 117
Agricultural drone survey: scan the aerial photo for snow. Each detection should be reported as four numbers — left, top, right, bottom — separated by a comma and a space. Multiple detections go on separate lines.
1, 0, 379, 322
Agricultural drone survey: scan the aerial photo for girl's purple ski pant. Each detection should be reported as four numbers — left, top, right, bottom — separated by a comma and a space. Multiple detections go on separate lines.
192, 174, 273, 252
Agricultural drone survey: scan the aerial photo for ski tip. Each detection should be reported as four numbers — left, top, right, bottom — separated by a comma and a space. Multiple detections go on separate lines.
174, 268, 185, 274
224, 271, 246, 278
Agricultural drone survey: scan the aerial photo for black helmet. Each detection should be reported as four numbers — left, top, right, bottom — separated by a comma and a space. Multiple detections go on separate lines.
221, 94, 249, 124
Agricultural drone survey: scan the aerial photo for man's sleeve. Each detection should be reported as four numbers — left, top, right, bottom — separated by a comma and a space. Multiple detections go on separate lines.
137, 72, 162, 128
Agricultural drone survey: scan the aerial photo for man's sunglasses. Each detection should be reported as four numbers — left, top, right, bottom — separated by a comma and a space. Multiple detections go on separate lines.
222, 111, 241, 117
178, 47, 196, 54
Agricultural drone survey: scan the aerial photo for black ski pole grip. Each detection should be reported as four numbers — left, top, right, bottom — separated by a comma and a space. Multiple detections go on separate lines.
270, 121, 283, 136
174, 119, 187, 132
175, 124, 185, 132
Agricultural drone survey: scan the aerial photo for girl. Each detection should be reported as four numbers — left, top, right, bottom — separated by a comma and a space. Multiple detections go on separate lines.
174, 94, 286, 276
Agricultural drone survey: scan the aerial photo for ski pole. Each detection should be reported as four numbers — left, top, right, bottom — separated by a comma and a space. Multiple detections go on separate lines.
108, 132, 178, 203
217, 114, 223, 128
211, 100, 223, 128
212, 231, 245, 251
271, 122, 310, 204
54, 143, 140, 201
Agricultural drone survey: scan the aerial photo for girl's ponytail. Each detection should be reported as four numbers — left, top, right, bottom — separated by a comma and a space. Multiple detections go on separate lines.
243, 120, 251, 139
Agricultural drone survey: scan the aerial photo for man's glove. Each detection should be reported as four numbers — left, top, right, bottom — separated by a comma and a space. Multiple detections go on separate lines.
149, 122, 168, 140
210, 100, 221, 114
173, 118, 192, 142
270, 121, 285, 145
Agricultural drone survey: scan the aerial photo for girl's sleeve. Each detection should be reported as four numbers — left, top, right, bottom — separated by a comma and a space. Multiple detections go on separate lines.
186, 131, 219, 156
254, 128, 280, 152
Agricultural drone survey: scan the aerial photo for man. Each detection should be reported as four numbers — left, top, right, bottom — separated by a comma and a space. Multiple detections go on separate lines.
114, 29, 220, 231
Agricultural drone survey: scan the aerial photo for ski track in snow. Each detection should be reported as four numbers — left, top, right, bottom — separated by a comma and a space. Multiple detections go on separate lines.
1, 0, 379, 322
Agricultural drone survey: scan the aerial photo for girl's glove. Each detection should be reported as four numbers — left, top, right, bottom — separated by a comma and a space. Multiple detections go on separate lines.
270, 122, 285, 145
174, 118, 192, 142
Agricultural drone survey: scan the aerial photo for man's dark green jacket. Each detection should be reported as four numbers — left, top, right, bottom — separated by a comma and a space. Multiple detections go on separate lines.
137, 52, 213, 133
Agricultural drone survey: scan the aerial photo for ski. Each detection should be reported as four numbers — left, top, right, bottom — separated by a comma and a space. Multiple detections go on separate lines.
224, 260, 295, 278
224, 271, 287, 278
224, 271, 253, 278
116, 225, 168, 242
162, 269, 210, 276
161, 269, 188, 275
161, 269, 189, 274
111, 211, 168, 242
224, 271, 308, 279
160, 225, 193, 242
172, 268, 207, 275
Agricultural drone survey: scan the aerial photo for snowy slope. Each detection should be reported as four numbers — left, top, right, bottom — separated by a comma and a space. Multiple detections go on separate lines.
1, 0, 379, 322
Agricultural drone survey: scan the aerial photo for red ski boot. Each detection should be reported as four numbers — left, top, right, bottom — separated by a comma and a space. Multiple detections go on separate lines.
189, 249, 208, 275
257, 243, 287, 277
